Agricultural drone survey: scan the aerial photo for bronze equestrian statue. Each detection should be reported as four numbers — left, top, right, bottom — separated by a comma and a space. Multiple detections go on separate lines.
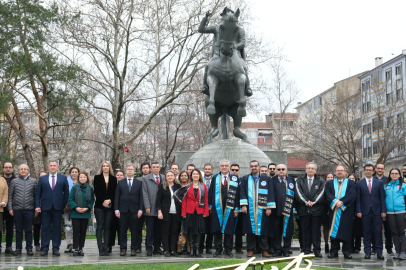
199, 7, 250, 144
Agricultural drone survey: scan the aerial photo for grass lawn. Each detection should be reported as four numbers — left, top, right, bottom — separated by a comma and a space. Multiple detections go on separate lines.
17, 259, 351, 270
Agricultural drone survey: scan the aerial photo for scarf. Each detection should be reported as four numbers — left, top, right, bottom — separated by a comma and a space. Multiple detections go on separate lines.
74, 183, 92, 208
173, 182, 205, 208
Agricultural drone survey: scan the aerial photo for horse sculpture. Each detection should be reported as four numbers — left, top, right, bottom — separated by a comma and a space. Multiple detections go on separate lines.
199, 7, 249, 144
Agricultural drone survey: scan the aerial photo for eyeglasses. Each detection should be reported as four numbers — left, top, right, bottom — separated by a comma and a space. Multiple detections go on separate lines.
231, 169, 239, 172
277, 168, 286, 171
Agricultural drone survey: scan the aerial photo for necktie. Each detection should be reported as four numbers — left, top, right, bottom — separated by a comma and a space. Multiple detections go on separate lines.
128, 179, 132, 192
368, 180, 371, 194
52, 175, 55, 190
206, 177, 210, 188
308, 178, 312, 192
224, 176, 227, 188
156, 176, 160, 185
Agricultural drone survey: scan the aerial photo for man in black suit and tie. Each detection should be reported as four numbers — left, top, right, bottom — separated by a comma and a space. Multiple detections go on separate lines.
35, 160, 69, 256
356, 164, 386, 260
115, 165, 144, 256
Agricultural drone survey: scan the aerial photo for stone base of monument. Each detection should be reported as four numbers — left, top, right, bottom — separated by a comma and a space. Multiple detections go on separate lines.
176, 139, 278, 176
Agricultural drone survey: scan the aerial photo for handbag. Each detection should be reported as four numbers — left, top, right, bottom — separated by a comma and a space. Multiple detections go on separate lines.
177, 230, 186, 245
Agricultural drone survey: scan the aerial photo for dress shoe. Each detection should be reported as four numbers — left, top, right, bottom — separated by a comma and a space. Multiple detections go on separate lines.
171, 251, 178, 257
377, 253, 384, 260
226, 251, 234, 258
235, 249, 243, 254
274, 251, 283, 257
314, 253, 322, 258
52, 250, 60, 256
262, 252, 271, 258
153, 249, 163, 255
387, 249, 394, 256
364, 254, 371, 259
213, 249, 222, 257
399, 252, 406, 260
5, 247, 14, 254
13, 249, 22, 256
73, 250, 79, 256
195, 247, 201, 258
247, 251, 253, 257
27, 249, 34, 256
99, 250, 105, 256
344, 254, 352, 259
79, 250, 84, 256
65, 244, 73, 253
164, 251, 170, 257
131, 250, 137, 256
35, 245, 41, 251
283, 251, 290, 257
41, 251, 48, 256
327, 253, 338, 258
289, 250, 293, 254
136, 248, 141, 253
206, 249, 212, 254
120, 249, 127, 256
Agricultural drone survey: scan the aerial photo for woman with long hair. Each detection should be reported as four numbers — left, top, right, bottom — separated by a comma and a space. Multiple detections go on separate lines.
64, 167, 80, 253
68, 172, 95, 256
348, 174, 362, 254
323, 173, 334, 254
177, 169, 209, 257
177, 170, 191, 255
384, 168, 406, 259
156, 171, 182, 257
109, 171, 125, 253
93, 161, 117, 256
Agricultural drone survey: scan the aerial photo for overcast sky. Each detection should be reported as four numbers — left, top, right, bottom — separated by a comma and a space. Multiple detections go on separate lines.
249, 0, 406, 118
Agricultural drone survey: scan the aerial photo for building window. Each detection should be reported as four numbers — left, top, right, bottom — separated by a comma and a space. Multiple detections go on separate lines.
396, 63, 403, 76
385, 68, 392, 81
314, 96, 322, 109
372, 117, 383, 132
373, 141, 379, 155
372, 70, 381, 86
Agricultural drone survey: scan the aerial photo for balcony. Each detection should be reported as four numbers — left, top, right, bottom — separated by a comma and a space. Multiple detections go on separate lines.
257, 138, 273, 144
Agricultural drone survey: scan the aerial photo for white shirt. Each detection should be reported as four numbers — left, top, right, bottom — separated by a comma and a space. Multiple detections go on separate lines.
366, 177, 373, 189
221, 174, 229, 185
49, 173, 58, 188
169, 186, 176, 214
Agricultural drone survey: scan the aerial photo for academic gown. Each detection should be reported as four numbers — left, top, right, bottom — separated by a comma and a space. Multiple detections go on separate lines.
325, 178, 356, 242
208, 173, 241, 235
240, 174, 276, 236
270, 176, 296, 239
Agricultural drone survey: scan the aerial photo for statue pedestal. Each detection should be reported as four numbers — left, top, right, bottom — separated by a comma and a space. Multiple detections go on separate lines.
176, 139, 273, 175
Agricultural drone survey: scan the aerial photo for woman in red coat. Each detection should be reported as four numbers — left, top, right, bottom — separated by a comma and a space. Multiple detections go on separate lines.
181, 169, 209, 257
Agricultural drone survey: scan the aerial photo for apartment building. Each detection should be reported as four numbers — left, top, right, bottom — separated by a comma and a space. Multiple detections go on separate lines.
360, 52, 406, 166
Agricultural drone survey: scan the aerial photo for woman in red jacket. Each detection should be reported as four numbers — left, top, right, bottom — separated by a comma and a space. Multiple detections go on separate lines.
181, 169, 209, 257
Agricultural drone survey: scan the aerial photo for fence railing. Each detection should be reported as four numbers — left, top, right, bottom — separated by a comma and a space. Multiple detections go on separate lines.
188, 253, 315, 270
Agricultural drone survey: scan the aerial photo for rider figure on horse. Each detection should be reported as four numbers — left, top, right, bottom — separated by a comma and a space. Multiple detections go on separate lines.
198, 8, 253, 98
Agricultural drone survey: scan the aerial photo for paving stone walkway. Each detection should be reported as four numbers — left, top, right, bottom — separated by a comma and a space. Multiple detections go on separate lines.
1, 239, 406, 269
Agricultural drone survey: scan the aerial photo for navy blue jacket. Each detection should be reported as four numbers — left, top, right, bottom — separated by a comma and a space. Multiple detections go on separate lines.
115, 177, 144, 214
35, 173, 69, 211
356, 178, 386, 216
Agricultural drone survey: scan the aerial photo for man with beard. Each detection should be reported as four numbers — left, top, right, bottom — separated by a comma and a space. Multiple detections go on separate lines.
268, 163, 276, 177
240, 160, 275, 258
199, 163, 214, 255
1, 162, 15, 254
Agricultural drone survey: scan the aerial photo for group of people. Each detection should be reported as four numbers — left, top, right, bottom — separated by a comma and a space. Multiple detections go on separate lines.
0, 160, 405, 261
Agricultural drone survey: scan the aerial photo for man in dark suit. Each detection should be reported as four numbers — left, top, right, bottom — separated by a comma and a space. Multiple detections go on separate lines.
271, 164, 296, 257
295, 162, 325, 257
142, 162, 165, 256
115, 164, 144, 256
356, 164, 386, 260
35, 160, 69, 256
134, 162, 150, 253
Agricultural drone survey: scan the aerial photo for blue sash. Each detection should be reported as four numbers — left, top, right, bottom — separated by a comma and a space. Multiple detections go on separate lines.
215, 174, 238, 233
248, 175, 267, 235
330, 178, 348, 238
